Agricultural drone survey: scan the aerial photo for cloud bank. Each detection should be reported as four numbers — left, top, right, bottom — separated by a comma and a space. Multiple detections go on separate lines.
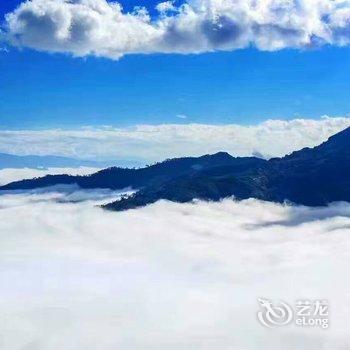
0, 190, 350, 349
4, 0, 350, 59
0, 117, 349, 162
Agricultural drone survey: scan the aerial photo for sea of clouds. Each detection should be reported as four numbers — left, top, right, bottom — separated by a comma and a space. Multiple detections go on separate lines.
1, 183, 350, 349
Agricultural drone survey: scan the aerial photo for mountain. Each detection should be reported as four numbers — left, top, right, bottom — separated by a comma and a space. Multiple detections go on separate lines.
1, 127, 349, 210
0, 153, 140, 170
0, 152, 265, 191
104, 126, 350, 211
262, 126, 350, 205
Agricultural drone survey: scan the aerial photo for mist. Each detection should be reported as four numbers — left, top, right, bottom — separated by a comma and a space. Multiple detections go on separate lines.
0, 167, 100, 186
0, 188, 350, 349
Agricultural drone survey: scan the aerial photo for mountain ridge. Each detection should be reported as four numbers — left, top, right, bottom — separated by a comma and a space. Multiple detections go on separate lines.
1, 127, 350, 210
0, 152, 265, 190
105, 126, 350, 210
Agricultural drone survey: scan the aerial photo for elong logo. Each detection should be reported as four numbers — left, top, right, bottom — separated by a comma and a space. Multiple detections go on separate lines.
257, 298, 293, 328
257, 298, 329, 329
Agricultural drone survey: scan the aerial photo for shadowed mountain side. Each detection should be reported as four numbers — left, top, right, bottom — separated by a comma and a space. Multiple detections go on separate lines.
0, 152, 265, 190
104, 127, 350, 211
103, 165, 270, 211
263, 126, 350, 205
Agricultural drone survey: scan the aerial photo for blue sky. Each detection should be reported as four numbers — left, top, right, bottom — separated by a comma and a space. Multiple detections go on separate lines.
0, 0, 350, 130
2, 45, 350, 129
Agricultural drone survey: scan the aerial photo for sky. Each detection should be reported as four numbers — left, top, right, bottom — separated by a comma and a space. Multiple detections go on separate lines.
0, 0, 350, 160
1, 46, 350, 129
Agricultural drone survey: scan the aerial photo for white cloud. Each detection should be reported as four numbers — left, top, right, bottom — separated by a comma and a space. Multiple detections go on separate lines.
156, 1, 176, 14
4, 0, 350, 59
0, 190, 350, 349
0, 117, 349, 162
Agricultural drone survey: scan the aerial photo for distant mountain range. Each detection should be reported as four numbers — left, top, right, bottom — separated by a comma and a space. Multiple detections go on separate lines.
0, 151, 264, 190
0, 153, 142, 170
1, 127, 350, 210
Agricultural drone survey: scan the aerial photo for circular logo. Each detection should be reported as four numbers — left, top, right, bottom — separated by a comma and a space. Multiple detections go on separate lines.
257, 298, 293, 328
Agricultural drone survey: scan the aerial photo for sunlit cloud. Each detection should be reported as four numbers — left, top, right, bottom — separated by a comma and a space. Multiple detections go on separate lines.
4, 0, 350, 59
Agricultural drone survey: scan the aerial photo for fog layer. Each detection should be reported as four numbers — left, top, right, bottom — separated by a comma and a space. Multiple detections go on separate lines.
0, 190, 349, 349
0, 167, 100, 186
